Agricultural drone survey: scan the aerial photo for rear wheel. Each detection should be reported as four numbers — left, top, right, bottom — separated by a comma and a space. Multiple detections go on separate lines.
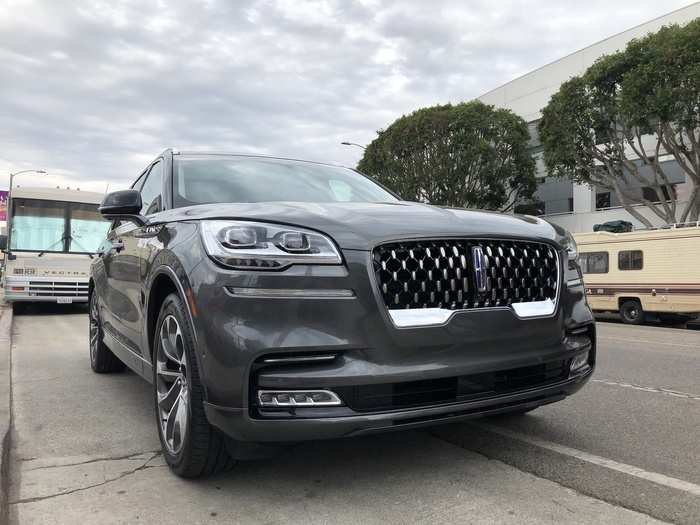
620, 300, 644, 325
89, 292, 125, 373
153, 293, 235, 478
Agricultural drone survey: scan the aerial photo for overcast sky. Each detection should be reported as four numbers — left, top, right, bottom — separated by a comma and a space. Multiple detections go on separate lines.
0, 0, 695, 192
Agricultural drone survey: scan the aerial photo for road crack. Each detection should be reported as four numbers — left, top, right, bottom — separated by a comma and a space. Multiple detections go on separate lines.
10, 452, 163, 505
23, 450, 162, 471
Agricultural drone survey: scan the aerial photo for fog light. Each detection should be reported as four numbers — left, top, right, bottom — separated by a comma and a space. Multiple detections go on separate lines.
257, 390, 342, 407
570, 352, 589, 372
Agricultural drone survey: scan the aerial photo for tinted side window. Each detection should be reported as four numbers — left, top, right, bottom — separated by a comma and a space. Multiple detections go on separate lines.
580, 252, 609, 274
618, 250, 643, 270
140, 161, 163, 215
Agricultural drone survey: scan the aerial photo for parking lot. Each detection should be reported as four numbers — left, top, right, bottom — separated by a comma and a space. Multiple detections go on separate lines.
5, 306, 700, 524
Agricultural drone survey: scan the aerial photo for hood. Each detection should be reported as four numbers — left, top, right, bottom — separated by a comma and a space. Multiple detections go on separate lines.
155, 201, 565, 250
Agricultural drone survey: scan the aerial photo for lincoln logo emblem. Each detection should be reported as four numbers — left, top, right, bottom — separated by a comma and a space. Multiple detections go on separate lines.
472, 246, 487, 292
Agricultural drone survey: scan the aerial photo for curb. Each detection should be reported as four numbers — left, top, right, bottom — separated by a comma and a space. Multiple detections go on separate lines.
0, 304, 13, 525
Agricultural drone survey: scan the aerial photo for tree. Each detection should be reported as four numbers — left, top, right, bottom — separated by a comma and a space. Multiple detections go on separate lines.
357, 101, 536, 211
539, 19, 700, 227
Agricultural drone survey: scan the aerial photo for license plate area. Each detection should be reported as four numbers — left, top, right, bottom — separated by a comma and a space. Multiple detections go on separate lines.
57, 297, 73, 304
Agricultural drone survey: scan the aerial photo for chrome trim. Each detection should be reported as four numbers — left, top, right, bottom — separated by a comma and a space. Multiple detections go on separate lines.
511, 298, 556, 318
257, 389, 342, 407
389, 308, 455, 328
472, 246, 486, 292
388, 298, 557, 328
262, 354, 337, 364
227, 287, 354, 299
567, 278, 584, 287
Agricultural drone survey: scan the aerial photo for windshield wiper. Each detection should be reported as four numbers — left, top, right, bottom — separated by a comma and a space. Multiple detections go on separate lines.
37, 236, 67, 257
36, 235, 94, 258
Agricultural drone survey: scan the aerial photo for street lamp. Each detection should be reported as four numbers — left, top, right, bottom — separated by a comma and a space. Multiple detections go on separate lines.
9, 169, 47, 191
341, 141, 366, 150
6, 169, 47, 258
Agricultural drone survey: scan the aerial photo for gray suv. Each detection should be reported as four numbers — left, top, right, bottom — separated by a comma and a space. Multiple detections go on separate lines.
90, 149, 595, 477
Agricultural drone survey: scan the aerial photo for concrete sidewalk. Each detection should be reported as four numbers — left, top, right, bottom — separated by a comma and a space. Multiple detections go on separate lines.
0, 299, 13, 525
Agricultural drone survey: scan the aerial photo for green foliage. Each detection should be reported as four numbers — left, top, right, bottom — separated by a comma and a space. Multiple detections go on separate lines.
358, 101, 536, 210
539, 19, 700, 226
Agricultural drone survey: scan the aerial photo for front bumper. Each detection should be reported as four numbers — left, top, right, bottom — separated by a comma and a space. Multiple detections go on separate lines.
204, 366, 592, 442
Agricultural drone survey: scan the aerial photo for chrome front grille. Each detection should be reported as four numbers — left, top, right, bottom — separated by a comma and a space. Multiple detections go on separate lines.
372, 238, 559, 311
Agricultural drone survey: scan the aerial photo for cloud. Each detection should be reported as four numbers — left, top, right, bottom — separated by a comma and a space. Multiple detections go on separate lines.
0, 0, 693, 192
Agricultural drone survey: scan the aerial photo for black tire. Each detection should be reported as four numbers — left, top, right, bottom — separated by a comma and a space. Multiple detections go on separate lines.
620, 300, 644, 325
153, 293, 236, 478
89, 292, 125, 373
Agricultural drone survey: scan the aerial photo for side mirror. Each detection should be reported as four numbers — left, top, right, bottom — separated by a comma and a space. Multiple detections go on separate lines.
0, 234, 6, 251
99, 190, 148, 226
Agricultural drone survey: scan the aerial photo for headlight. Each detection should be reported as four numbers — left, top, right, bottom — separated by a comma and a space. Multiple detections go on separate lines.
563, 230, 578, 260
200, 220, 342, 270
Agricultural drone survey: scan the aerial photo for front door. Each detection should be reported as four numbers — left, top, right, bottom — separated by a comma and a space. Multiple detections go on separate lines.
101, 221, 144, 355
101, 158, 165, 358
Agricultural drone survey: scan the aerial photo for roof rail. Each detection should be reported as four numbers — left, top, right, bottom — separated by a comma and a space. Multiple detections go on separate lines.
635, 221, 700, 231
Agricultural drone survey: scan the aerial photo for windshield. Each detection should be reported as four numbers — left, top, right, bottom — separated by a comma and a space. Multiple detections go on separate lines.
10, 198, 109, 254
173, 155, 397, 206
68, 202, 111, 253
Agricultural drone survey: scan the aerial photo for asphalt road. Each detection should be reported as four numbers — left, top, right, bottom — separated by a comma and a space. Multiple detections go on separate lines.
6, 306, 700, 524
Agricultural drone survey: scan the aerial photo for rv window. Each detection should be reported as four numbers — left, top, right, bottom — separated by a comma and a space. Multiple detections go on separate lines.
618, 250, 643, 271
580, 252, 609, 274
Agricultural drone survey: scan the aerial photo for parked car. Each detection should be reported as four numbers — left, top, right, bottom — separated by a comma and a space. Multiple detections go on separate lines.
89, 149, 595, 477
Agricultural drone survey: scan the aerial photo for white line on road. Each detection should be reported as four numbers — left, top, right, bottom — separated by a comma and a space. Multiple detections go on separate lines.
475, 422, 700, 497
598, 335, 700, 349
591, 379, 700, 401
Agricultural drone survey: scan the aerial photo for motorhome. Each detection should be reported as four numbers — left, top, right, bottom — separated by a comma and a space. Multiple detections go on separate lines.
3, 187, 108, 303
574, 225, 700, 324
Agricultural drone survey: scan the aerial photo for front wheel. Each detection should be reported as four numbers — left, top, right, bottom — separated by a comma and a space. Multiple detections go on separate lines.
620, 300, 644, 325
89, 292, 125, 373
153, 293, 236, 478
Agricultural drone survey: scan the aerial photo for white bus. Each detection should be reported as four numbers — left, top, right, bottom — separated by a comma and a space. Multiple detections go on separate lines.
2, 187, 108, 303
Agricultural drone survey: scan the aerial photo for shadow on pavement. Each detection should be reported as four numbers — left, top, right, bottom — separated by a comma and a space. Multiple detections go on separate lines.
11, 302, 88, 316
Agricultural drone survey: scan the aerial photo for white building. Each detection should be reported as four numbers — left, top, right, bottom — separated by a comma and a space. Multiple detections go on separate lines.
478, 3, 700, 233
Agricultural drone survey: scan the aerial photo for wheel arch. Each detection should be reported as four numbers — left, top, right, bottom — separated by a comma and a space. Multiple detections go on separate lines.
617, 296, 642, 310
146, 265, 198, 362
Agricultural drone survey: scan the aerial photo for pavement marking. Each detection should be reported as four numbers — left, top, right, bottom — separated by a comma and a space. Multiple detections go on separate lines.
475, 422, 700, 497
591, 379, 700, 401
598, 335, 700, 349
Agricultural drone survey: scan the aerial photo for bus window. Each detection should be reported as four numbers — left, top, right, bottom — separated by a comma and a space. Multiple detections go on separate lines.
10, 198, 66, 252
69, 203, 111, 253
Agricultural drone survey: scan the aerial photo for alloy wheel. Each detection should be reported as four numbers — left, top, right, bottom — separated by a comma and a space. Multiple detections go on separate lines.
156, 315, 189, 456
89, 295, 99, 363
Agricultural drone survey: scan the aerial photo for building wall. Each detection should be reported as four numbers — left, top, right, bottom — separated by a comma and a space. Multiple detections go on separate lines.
477, 3, 700, 232
478, 4, 700, 122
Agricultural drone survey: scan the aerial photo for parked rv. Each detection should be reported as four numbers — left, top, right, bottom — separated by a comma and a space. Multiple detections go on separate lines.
574, 224, 700, 324
2, 187, 108, 303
